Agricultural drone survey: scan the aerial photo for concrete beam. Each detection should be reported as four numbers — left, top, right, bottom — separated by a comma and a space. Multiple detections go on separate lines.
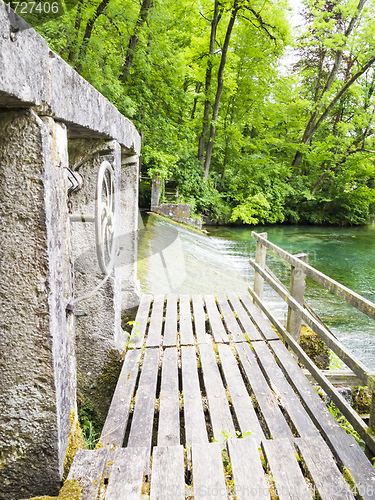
0, 1, 141, 154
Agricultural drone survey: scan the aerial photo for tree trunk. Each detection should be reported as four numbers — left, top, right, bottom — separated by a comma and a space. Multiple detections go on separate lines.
204, 2, 238, 179
198, 0, 220, 167
120, 0, 153, 84
68, 0, 83, 63
75, 0, 110, 74
191, 82, 202, 120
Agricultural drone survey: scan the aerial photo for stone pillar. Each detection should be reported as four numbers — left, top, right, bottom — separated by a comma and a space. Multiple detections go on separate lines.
151, 175, 161, 210
0, 109, 75, 499
117, 153, 141, 328
68, 139, 124, 423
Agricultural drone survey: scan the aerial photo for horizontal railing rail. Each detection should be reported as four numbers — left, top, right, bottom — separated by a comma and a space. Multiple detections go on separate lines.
252, 231, 375, 320
250, 231, 375, 458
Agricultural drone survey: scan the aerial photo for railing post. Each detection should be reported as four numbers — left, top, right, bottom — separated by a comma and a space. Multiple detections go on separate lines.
365, 392, 375, 459
253, 233, 267, 300
286, 253, 308, 343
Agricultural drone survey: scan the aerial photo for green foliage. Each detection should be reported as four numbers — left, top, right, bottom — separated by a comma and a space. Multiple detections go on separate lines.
30, 0, 375, 227
327, 402, 365, 450
78, 401, 102, 450
328, 351, 345, 370
169, 155, 231, 221
230, 193, 272, 225
139, 178, 151, 208
214, 429, 252, 450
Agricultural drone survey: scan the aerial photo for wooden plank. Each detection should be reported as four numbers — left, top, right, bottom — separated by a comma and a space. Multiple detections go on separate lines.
192, 442, 227, 499
296, 436, 355, 500
216, 295, 246, 342
150, 446, 185, 500
146, 294, 164, 347
262, 439, 312, 500
204, 295, 229, 343
240, 294, 279, 341
105, 447, 148, 500
127, 348, 159, 450
235, 342, 294, 441
217, 344, 264, 444
181, 346, 208, 446
128, 294, 152, 348
227, 438, 270, 500
251, 231, 375, 321
163, 294, 178, 347
269, 340, 375, 500
158, 347, 180, 446
227, 293, 263, 341
101, 349, 142, 447
199, 343, 235, 440
179, 295, 194, 345
252, 341, 319, 438
68, 448, 109, 500
192, 295, 208, 343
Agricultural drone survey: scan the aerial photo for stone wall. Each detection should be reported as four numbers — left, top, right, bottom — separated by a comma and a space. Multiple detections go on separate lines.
0, 2, 141, 497
155, 203, 202, 229
67, 140, 137, 423
151, 176, 202, 229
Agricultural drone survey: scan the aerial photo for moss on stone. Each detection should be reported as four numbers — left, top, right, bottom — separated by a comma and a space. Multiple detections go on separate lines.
300, 325, 329, 369
79, 350, 123, 427
342, 467, 356, 490
28, 497, 56, 499
27, 479, 82, 500
63, 412, 85, 481
94, 440, 104, 450
351, 386, 372, 414
56, 480, 82, 500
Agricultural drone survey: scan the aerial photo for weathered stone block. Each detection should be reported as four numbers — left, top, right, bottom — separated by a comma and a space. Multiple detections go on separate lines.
0, 109, 74, 499
0, 1, 141, 153
0, 4, 49, 106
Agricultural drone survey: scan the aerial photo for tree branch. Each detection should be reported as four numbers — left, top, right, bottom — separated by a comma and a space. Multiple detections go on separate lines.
311, 53, 375, 139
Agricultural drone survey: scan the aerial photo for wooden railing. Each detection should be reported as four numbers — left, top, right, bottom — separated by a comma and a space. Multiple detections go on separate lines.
250, 231, 375, 458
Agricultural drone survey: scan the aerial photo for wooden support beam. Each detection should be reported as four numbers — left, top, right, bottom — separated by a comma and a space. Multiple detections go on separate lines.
303, 369, 375, 387
286, 253, 308, 343
366, 391, 375, 460
253, 232, 267, 300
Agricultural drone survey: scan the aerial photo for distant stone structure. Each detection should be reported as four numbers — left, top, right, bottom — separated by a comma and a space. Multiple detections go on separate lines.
0, 3, 141, 498
151, 176, 202, 229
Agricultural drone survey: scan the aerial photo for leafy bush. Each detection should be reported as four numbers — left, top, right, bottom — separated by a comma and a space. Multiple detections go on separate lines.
79, 401, 103, 450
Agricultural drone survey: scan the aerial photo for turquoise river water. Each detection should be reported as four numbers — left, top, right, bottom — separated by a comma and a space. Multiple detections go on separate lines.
138, 213, 375, 370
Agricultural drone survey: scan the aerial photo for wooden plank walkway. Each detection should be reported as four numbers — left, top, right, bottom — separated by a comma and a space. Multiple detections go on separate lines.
70, 294, 375, 499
